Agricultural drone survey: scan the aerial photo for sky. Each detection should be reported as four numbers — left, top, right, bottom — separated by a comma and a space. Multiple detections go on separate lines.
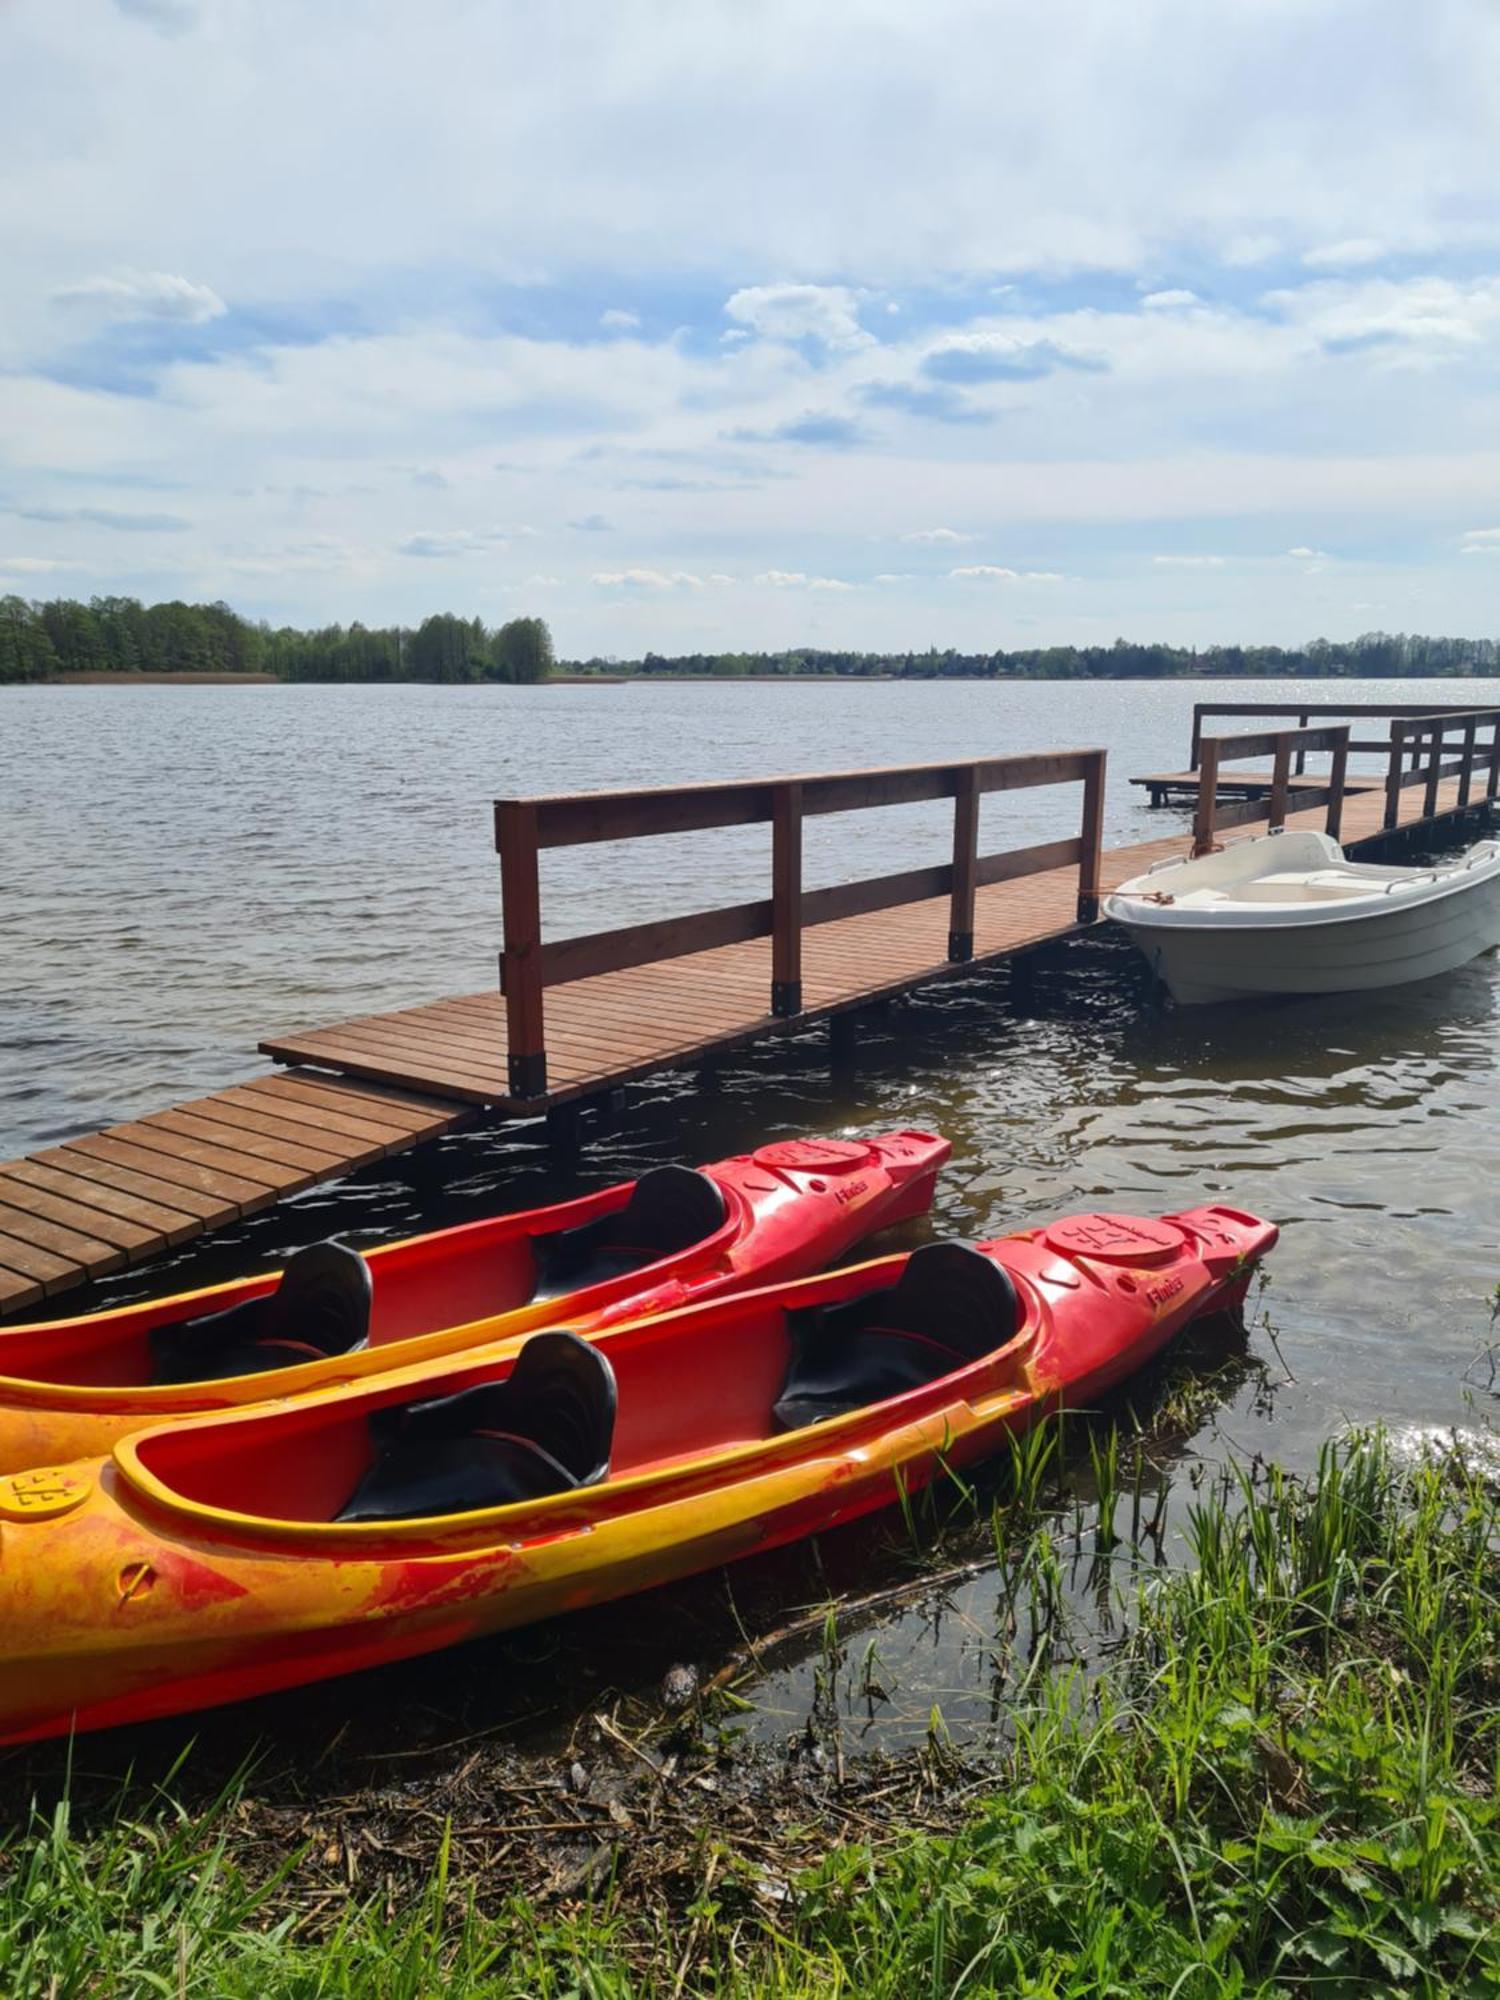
3, 0, 1500, 658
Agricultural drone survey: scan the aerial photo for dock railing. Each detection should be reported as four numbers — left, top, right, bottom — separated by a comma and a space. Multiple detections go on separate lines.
1381, 709, 1500, 830
1191, 725, 1352, 856
496, 750, 1107, 1098
1190, 708, 1500, 857
1188, 700, 1479, 777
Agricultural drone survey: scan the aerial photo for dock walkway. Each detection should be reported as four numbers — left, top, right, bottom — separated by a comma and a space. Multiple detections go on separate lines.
1, 707, 1492, 1315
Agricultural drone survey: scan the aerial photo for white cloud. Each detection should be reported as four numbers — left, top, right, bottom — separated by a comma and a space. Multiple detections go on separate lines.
724, 283, 870, 348
52, 270, 226, 323
900, 526, 974, 544
591, 569, 712, 590
948, 565, 1063, 582
600, 308, 640, 330
1153, 554, 1226, 567
1301, 237, 1386, 269
1141, 289, 1198, 309
1461, 528, 1500, 556
752, 569, 856, 590
1263, 275, 1500, 354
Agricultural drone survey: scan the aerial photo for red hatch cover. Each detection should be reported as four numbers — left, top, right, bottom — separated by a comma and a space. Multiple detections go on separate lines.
754, 1138, 872, 1174
1044, 1214, 1182, 1265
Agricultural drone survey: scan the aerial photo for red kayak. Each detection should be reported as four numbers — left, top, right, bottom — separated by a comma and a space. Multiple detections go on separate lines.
0, 1201, 1274, 1742
0, 1131, 949, 1472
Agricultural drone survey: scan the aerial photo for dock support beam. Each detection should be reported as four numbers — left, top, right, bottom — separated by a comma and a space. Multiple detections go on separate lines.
497, 799, 548, 1099
771, 780, 803, 1016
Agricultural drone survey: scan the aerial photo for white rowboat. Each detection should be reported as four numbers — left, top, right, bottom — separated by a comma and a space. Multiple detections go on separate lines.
1105, 828, 1500, 1005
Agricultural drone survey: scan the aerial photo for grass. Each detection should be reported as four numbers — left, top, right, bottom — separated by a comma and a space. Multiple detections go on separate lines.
2, 1426, 1496, 1996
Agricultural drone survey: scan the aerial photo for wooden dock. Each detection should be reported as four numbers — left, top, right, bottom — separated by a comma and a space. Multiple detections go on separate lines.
2, 704, 1496, 1315
1130, 767, 1380, 808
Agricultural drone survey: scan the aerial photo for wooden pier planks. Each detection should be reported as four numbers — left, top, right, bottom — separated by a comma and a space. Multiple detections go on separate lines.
0, 1073, 468, 1312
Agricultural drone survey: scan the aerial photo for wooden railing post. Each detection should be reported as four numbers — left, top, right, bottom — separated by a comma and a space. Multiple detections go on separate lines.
1267, 735, 1293, 831
1188, 705, 1205, 771
1076, 750, 1105, 920
948, 765, 979, 959
1192, 740, 1221, 856
1325, 727, 1349, 844
1295, 711, 1309, 776
1488, 720, 1500, 802
1422, 723, 1442, 820
771, 780, 803, 1015
496, 800, 547, 1099
1383, 721, 1404, 830
1458, 718, 1477, 810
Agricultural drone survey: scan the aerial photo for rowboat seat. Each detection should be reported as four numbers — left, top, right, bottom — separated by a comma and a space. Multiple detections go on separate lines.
150, 1241, 372, 1385
336, 1330, 616, 1523
531, 1165, 728, 1299
772, 1240, 1020, 1432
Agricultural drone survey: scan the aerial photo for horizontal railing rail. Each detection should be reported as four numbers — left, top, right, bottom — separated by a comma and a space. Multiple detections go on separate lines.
1189, 700, 1480, 772
495, 751, 1107, 1099
1192, 725, 1351, 856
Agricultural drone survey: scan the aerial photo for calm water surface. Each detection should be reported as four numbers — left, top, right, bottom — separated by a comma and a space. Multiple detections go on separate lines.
3, 676, 1498, 1766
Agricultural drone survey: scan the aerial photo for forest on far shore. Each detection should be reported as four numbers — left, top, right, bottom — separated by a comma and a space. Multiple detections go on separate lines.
3, 591, 1497, 683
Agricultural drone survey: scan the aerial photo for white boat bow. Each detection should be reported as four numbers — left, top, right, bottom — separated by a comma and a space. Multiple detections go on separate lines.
1104, 828, 1500, 1004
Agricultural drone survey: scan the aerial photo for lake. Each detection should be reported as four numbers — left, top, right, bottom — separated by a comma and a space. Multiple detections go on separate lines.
4, 674, 1498, 1757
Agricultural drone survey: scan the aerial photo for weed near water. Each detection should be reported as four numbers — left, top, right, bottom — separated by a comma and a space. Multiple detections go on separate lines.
1, 1427, 1496, 1996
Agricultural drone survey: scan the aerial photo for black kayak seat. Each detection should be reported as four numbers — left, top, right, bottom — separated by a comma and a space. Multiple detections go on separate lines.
531, 1164, 727, 1301
150, 1241, 372, 1386
337, 1329, 617, 1524
772, 1240, 1020, 1433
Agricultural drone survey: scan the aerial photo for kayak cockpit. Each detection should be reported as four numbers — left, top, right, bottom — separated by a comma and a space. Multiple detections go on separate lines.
118, 1242, 1035, 1535
0, 1166, 736, 1394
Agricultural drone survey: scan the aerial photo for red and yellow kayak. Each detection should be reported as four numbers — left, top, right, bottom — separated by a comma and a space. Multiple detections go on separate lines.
0, 1132, 948, 1473
0, 1202, 1274, 1743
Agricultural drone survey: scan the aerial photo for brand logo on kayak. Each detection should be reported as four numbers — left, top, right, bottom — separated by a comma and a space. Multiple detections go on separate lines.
1145, 1274, 1186, 1308
834, 1178, 869, 1206
0, 1466, 92, 1521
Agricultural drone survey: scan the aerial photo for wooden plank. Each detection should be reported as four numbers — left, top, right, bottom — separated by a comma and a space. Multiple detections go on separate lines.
0, 1264, 43, 1312
110, 1121, 298, 1194
0, 1158, 197, 1246
32, 1146, 239, 1228
148, 1108, 347, 1177
190, 1091, 388, 1166
0, 1167, 164, 1255
242, 1074, 454, 1136
0, 1228, 77, 1289
58, 1134, 272, 1210
0, 1200, 125, 1277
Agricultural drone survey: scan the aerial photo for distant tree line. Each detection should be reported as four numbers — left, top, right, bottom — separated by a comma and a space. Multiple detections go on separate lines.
568, 633, 1500, 680
0, 595, 555, 685
5, 595, 1497, 686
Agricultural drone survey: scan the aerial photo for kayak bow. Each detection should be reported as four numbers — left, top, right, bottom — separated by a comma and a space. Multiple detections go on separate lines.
0, 1202, 1275, 1743
0, 1131, 949, 1473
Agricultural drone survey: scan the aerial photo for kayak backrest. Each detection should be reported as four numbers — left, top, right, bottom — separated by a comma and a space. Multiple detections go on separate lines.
772, 1240, 1020, 1433
150, 1241, 373, 1385
335, 1329, 617, 1523
531, 1164, 728, 1300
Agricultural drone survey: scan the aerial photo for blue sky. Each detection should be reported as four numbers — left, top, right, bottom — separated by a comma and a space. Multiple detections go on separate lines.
2, 0, 1499, 655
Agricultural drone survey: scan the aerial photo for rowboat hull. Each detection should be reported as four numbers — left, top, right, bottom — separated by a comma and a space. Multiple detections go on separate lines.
1107, 830, 1500, 1004
0, 1131, 949, 1473
0, 1202, 1276, 1743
